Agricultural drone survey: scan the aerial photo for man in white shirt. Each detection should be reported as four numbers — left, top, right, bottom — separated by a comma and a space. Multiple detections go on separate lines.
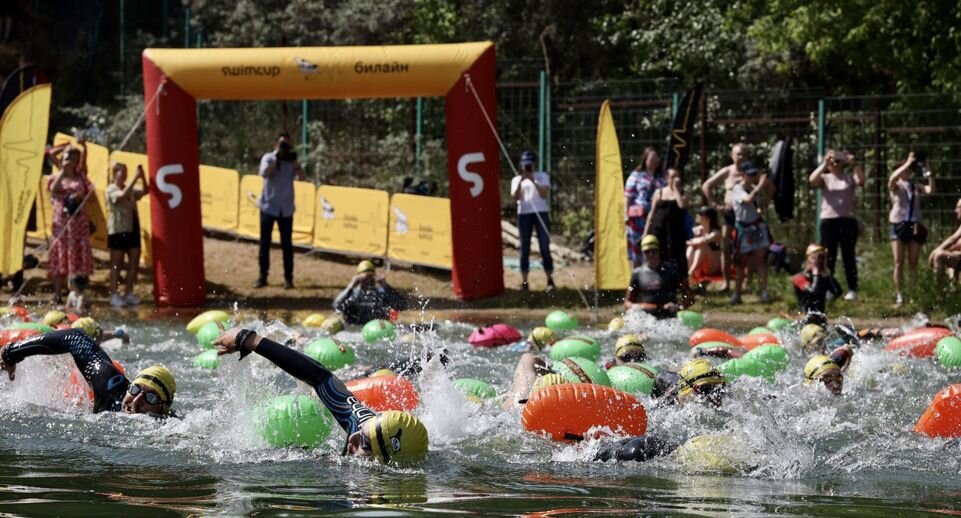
510, 150, 555, 292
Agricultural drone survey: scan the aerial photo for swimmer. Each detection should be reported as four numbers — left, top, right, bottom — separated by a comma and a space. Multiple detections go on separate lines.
655, 358, 728, 407
213, 327, 428, 464
613, 334, 647, 365
792, 243, 842, 315
333, 260, 409, 325
804, 345, 854, 395
506, 327, 558, 353
593, 434, 680, 462
624, 235, 686, 319
355, 348, 450, 379
502, 353, 552, 410
800, 322, 859, 354
0, 329, 176, 416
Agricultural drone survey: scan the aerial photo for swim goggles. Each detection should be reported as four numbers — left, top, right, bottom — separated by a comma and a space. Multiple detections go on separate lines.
128, 383, 163, 406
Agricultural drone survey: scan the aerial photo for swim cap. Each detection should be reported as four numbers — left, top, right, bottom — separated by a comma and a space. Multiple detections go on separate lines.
804, 355, 840, 383
363, 410, 429, 464
529, 326, 557, 350
805, 243, 826, 256
615, 334, 647, 362
71, 317, 101, 338
678, 358, 726, 397
42, 310, 67, 327
530, 373, 567, 394
799, 324, 828, 353
641, 234, 660, 252
132, 366, 176, 411
357, 260, 376, 275
322, 315, 345, 335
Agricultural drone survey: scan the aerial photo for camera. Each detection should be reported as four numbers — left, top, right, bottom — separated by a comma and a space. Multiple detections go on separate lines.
276, 141, 298, 162
831, 150, 848, 164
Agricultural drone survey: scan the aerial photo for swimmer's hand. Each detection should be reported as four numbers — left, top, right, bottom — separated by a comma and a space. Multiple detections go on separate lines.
213, 327, 262, 356
0, 356, 15, 381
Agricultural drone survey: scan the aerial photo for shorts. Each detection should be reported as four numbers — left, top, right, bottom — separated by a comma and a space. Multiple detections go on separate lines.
108, 232, 140, 250
735, 221, 770, 255
889, 223, 928, 244
722, 209, 736, 228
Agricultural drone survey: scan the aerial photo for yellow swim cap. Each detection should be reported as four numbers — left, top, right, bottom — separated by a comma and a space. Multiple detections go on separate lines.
364, 411, 428, 464
71, 317, 101, 338
804, 355, 840, 383
371, 369, 396, 377
800, 324, 828, 353
615, 334, 646, 361
43, 310, 67, 327
357, 260, 376, 275
607, 316, 625, 331
322, 315, 345, 335
530, 373, 567, 394
678, 358, 726, 397
529, 327, 557, 349
132, 365, 176, 410
641, 234, 660, 252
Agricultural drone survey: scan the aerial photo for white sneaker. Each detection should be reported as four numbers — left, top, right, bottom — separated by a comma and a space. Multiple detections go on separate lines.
894, 292, 904, 307
110, 293, 126, 308
124, 293, 141, 306
843, 290, 857, 301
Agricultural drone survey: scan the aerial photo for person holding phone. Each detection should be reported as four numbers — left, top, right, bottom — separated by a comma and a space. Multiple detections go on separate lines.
809, 148, 864, 302
106, 163, 148, 307
254, 133, 305, 290
510, 150, 555, 292
888, 151, 934, 307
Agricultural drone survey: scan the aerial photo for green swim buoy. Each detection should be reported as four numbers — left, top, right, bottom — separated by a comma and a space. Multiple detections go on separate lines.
718, 344, 787, 381
936, 336, 961, 368
193, 349, 221, 369
304, 338, 355, 370
452, 378, 497, 401
748, 327, 772, 335
549, 336, 601, 362
553, 357, 611, 387
607, 363, 659, 395
10, 322, 54, 333
677, 310, 704, 330
362, 319, 395, 343
545, 310, 578, 332
196, 320, 229, 350
766, 317, 792, 332
256, 394, 334, 448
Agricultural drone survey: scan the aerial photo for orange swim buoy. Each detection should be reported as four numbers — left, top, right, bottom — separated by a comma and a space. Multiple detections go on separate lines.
345, 374, 419, 412
65, 360, 127, 402
0, 328, 40, 347
885, 326, 953, 358
521, 383, 647, 442
915, 384, 961, 437
738, 333, 781, 351
689, 328, 742, 348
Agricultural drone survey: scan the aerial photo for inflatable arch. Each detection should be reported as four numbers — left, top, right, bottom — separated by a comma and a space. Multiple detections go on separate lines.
142, 43, 503, 305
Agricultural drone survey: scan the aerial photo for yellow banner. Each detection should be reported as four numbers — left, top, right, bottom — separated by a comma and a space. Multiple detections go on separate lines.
595, 100, 631, 289
110, 151, 152, 264
0, 85, 50, 275
387, 194, 452, 269
200, 165, 239, 232
237, 175, 316, 244
313, 186, 388, 256
144, 42, 492, 100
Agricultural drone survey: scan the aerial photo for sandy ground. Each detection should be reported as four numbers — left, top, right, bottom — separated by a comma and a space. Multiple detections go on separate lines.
7, 234, 906, 328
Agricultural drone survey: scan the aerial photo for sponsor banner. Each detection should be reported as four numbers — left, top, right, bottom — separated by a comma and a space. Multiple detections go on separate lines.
313, 185, 388, 257
143, 42, 493, 100
292, 181, 316, 245
387, 194, 452, 269
199, 165, 239, 232
595, 100, 631, 289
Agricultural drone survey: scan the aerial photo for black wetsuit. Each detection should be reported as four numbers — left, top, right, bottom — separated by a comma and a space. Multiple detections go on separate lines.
626, 261, 682, 319
333, 283, 408, 325
793, 270, 842, 314
359, 349, 450, 379
594, 435, 679, 462
1, 329, 128, 413
245, 337, 376, 441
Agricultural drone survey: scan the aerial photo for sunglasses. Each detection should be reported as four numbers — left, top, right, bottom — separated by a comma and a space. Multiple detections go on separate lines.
643, 249, 659, 255
128, 384, 163, 406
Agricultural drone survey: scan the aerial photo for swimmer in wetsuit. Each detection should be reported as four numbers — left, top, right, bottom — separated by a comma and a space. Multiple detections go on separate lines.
625, 235, 685, 319
214, 328, 428, 464
333, 260, 409, 325
793, 244, 842, 315
0, 329, 176, 415
804, 345, 854, 395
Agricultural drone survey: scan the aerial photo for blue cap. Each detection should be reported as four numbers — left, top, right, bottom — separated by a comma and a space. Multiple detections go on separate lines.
520, 150, 536, 166
741, 161, 759, 176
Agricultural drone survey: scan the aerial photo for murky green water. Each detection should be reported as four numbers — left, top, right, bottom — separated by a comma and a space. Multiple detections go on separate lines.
1, 311, 960, 516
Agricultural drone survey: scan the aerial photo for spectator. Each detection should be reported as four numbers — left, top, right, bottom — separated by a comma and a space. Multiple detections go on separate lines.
730, 162, 771, 305
47, 145, 93, 309
254, 133, 304, 289
792, 243, 842, 315
644, 167, 690, 276
888, 152, 934, 307
928, 198, 961, 281
624, 148, 666, 267
510, 150, 555, 292
701, 143, 747, 290
809, 149, 864, 301
686, 206, 722, 281
105, 163, 148, 308
333, 260, 408, 325
624, 235, 683, 319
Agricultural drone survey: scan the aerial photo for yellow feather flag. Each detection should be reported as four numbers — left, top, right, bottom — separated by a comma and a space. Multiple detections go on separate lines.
0, 84, 51, 275
594, 100, 630, 289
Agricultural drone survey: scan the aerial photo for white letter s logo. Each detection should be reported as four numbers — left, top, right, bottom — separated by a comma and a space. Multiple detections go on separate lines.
156, 164, 184, 209
457, 152, 485, 198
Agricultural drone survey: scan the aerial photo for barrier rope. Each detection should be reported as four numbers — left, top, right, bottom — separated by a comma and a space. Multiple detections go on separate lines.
13, 80, 166, 299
